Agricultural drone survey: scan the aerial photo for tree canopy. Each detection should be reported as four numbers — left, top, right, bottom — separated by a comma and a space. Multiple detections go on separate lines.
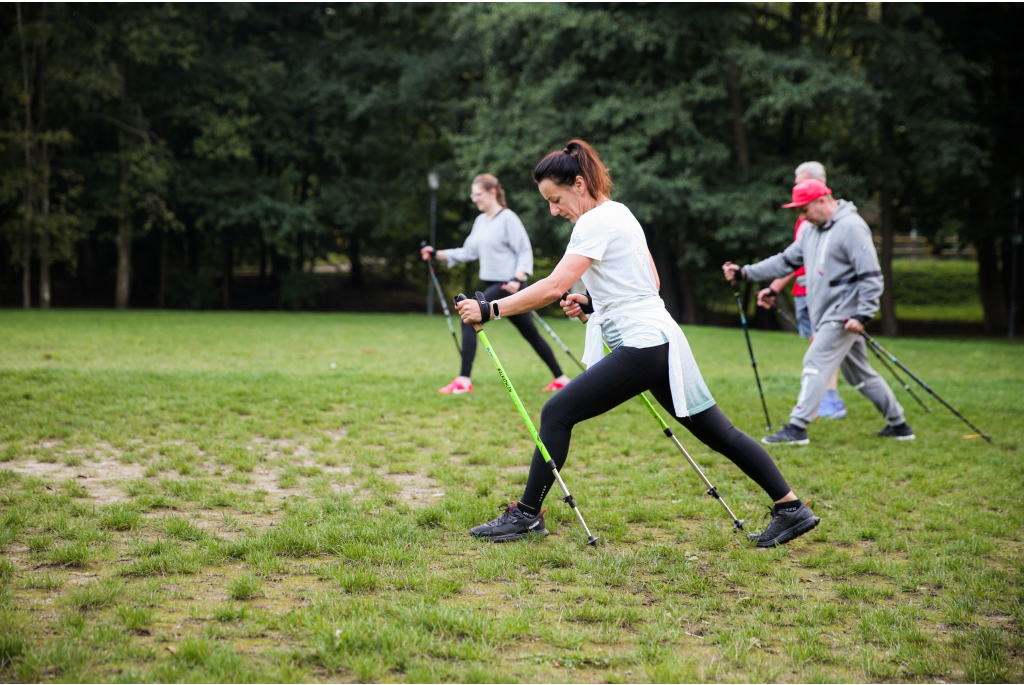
1, 3, 1021, 333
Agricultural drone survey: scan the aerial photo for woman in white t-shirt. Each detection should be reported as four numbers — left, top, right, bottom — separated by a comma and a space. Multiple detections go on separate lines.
421, 174, 569, 395
454, 140, 820, 548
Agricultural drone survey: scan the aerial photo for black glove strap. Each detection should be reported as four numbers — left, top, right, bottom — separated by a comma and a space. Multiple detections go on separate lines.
580, 290, 595, 314
474, 291, 491, 322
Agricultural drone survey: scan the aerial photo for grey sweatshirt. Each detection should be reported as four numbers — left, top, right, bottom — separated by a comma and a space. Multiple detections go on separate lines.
743, 200, 883, 331
442, 209, 534, 282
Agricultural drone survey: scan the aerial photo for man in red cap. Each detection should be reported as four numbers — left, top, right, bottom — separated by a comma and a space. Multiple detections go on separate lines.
758, 163, 846, 419
722, 179, 913, 445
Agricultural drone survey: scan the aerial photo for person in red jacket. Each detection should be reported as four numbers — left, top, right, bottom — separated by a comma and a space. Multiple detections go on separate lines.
757, 162, 846, 419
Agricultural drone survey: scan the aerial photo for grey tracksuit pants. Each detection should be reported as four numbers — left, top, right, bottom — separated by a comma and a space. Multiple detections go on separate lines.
790, 320, 905, 429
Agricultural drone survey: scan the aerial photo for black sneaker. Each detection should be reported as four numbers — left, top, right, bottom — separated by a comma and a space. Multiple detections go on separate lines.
469, 502, 548, 543
877, 422, 915, 440
746, 502, 820, 547
761, 423, 810, 446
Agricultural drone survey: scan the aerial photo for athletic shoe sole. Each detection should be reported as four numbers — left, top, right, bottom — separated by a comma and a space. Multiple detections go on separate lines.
761, 437, 810, 446
820, 409, 847, 419
895, 434, 915, 441
474, 529, 549, 543
756, 515, 821, 548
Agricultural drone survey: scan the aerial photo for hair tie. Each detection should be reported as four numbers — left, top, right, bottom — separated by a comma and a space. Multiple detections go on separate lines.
562, 147, 571, 154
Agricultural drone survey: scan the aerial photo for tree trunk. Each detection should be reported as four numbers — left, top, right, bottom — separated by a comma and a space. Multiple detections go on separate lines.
258, 232, 268, 304
879, 187, 899, 336
158, 229, 168, 309
975, 237, 1006, 334
17, 2, 34, 310
38, 4, 50, 309
39, 155, 50, 309
648, 223, 684, 321
116, 208, 132, 309
1005, 228, 1024, 335
221, 229, 233, 310
348, 235, 363, 288
676, 254, 699, 326
726, 65, 751, 175
78, 236, 94, 306
115, 64, 132, 310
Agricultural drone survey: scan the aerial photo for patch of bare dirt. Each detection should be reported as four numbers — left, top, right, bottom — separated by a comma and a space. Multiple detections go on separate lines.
5, 458, 146, 503
378, 469, 444, 504
324, 427, 347, 441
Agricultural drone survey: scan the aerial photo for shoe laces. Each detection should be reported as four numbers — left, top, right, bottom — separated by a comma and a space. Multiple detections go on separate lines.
490, 502, 521, 526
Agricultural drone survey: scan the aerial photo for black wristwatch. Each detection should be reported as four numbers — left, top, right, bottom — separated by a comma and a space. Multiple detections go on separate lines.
491, 302, 501, 320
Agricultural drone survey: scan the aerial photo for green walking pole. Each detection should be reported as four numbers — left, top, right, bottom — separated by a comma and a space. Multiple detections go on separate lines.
566, 295, 744, 531
454, 293, 598, 546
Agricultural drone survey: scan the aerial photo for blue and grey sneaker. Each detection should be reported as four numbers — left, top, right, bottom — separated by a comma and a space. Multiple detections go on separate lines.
469, 502, 548, 542
761, 423, 810, 446
817, 395, 847, 419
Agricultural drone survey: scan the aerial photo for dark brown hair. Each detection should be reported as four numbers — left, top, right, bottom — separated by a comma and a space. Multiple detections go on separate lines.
531, 139, 613, 200
472, 173, 506, 208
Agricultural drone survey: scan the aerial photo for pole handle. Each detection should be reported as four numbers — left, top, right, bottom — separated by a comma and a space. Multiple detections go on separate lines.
562, 291, 590, 323
454, 293, 483, 332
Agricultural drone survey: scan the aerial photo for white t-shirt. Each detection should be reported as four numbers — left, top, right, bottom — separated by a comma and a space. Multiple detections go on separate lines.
564, 201, 666, 349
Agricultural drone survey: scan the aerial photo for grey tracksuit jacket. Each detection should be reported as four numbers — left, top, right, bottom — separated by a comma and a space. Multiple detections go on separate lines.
442, 209, 533, 282
742, 200, 882, 332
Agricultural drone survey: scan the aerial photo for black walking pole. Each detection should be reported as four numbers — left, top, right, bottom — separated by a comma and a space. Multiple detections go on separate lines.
845, 321, 993, 442
532, 311, 586, 373
773, 306, 931, 414
730, 280, 773, 431
421, 242, 461, 357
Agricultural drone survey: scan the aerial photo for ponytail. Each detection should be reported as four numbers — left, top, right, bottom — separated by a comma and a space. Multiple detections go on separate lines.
531, 138, 613, 200
472, 173, 507, 208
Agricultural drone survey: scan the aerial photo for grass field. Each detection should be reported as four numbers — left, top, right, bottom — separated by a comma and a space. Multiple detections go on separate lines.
1, 310, 1022, 683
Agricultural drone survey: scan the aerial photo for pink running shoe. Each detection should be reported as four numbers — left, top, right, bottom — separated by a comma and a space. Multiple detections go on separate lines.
542, 377, 569, 392
438, 378, 473, 395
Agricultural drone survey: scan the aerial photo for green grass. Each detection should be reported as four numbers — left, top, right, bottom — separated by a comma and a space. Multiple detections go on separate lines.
0, 309, 1021, 683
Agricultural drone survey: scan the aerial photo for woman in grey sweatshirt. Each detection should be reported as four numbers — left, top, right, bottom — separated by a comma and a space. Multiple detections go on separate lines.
420, 174, 568, 395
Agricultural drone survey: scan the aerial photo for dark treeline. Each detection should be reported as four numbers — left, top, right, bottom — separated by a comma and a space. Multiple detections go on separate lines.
1, 3, 1022, 334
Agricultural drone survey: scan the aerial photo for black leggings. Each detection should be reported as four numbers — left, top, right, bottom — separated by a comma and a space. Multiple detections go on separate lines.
461, 282, 563, 379
519, 343, 791, 510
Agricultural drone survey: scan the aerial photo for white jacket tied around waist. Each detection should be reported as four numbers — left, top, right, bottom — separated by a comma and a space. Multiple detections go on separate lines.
582, 296, 694, 417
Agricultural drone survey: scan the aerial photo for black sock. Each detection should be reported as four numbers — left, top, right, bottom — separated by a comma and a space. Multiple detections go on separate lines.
517, 501, 538, 517
775, 498, 802, 512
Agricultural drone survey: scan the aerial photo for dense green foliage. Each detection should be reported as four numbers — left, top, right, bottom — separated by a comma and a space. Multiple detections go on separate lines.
0, 311, 1021, 681
892, 260, 979, 306
1, 3, 1022, 330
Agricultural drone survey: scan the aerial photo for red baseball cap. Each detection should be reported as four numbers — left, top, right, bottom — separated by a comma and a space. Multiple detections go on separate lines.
782, 179, 832, 208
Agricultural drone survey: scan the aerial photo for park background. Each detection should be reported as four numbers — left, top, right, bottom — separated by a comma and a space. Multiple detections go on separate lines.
2, 4, 1024, 684
1, 2, 1023, 337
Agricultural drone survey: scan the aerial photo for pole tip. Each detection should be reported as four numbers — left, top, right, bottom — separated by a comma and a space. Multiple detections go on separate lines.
733, 519, 745, 531
587, 536, 599, 547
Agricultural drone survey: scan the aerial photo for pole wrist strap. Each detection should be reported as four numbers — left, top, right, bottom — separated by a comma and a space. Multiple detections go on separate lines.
474, 291, 491, 322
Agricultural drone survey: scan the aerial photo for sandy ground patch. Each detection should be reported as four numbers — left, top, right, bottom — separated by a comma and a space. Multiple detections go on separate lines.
378, 468, 444, 504
5, 458, 146, 503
